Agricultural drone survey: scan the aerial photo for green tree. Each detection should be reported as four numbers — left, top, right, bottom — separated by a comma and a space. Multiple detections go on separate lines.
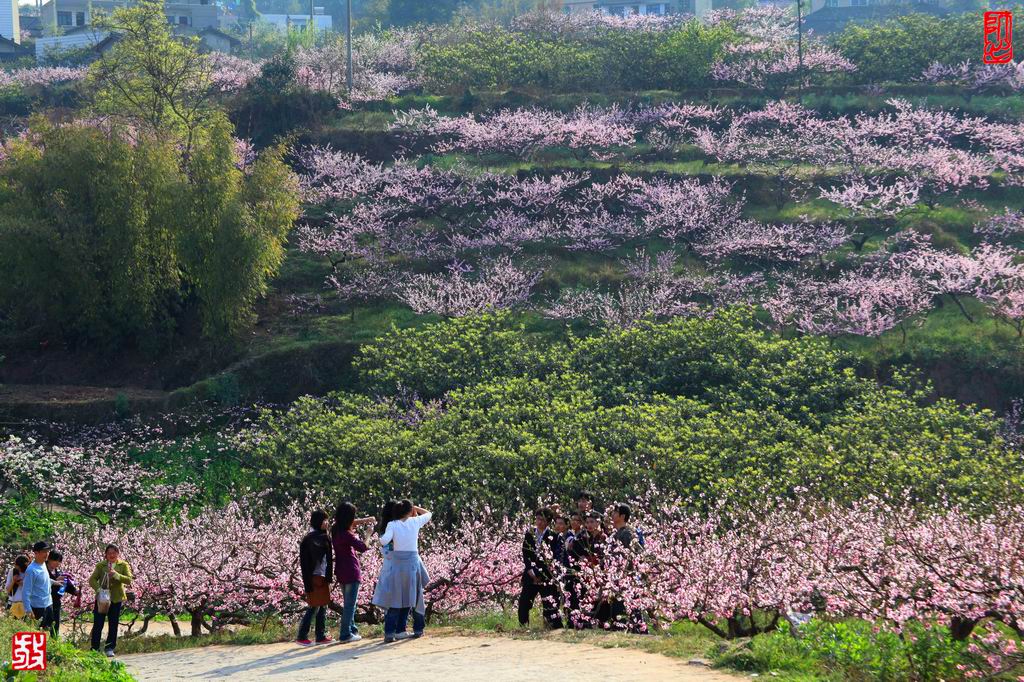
239, 0, 260, 26
89, 0, 217, 153
0, 118, 300, 349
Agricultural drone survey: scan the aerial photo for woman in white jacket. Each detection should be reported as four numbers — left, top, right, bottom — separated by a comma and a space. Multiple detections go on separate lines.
372, 499, 431, 643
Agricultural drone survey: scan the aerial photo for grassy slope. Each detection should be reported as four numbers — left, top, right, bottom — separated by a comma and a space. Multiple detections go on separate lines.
3, 87, 1023, 419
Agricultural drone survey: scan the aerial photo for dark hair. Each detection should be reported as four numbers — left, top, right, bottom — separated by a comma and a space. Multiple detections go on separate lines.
586, 511, 602, 521
14, 555, 29, 571
555, 515, 570, 524
47, 550, 63, 563
533, 507, 554, 523
333, 502, 356, 535
309, 510, 328, 531
376, 500, 398, 536
614, 503, 631, 521
104, 544, 119, 553
576, 491, 595, 502
570, 511, 583, 520
394, 499, 413, 519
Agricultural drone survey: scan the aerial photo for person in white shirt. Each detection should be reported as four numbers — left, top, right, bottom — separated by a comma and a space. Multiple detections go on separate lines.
5, 555, 29, 616
372, 499, 431, 642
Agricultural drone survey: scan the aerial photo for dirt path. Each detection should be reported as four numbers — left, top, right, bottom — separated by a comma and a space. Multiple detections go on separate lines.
121, 634, 739, 681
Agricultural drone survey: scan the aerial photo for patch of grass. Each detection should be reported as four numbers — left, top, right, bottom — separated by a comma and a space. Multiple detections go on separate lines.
0, 616, 132, 681
112, 620, 293, 655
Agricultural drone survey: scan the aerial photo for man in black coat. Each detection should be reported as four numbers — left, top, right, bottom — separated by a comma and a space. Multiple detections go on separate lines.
608, 503, 643, 632
517, 507, 563, 629
296, 510, 334, 645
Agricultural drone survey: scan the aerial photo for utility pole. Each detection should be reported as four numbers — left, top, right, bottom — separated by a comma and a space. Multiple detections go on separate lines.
796, 0, 805, 96
345, 0, 352, 94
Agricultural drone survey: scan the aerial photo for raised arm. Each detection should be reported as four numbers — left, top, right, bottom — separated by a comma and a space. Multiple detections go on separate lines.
379, 520, 395, 546
111, 562, 133, 586
411, 508, 432, 528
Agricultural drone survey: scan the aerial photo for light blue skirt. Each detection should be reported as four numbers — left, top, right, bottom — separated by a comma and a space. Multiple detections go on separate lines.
372, 550, 429, 614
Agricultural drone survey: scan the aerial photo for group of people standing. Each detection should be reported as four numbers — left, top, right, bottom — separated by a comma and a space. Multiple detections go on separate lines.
5, 542, 133, 657
296, 499, 432, 646
518, 492, 644, 632
296, 490, 643, 645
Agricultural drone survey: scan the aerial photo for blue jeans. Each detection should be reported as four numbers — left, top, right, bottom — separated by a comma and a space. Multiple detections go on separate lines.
385, 607, 425, 636
297, 605, 326, 641
338, 582, 360, 640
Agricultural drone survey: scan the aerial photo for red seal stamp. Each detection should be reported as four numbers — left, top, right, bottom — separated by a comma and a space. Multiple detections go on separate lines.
984, 11, 1013, 64
11, 632, 47, 671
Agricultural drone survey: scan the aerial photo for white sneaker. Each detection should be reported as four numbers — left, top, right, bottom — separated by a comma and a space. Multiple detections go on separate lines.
393, 632, 411, 640
340, 634, 362, 643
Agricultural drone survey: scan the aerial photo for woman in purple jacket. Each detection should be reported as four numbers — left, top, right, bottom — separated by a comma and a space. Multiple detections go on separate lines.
332, 502, 375, 643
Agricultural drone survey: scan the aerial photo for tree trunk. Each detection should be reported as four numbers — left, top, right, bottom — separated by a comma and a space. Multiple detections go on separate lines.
949, 294, 975, 323
949, 616, 979, 641
190, 610, 205, 637
168, 614, 182, 637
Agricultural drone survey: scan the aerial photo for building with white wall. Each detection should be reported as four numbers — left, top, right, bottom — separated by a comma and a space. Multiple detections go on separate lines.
0, 0, 20, 43
259, 10, 331, 32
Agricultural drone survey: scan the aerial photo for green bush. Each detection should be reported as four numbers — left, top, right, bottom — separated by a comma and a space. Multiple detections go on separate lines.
243, 310, 1020, 517
354, 313, 559, 398
0, 616, 133, 681
0, 86, 31, 117
833, 12, 981, 84
416, 20, 733, 93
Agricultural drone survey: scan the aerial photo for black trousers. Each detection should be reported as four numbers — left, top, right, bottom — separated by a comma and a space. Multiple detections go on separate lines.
563, 575, 588, 629
31, 605, 54, 633
518, 581, 563, 628
51, 599, 63, 637
91, 601, 122, 652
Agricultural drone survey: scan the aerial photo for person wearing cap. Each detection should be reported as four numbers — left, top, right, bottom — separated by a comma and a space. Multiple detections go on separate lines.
21, 541, 54, 631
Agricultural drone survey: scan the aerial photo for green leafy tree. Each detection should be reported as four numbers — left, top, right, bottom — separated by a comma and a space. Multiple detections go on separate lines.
89, 0, 217, 153
239, 0, 260, 26
0, 118, 299, 349
176, 115, 300, 338
355, 313, 560, 398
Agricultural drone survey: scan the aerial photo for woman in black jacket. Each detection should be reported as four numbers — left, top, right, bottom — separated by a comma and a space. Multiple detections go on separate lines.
297, 510, 334, 645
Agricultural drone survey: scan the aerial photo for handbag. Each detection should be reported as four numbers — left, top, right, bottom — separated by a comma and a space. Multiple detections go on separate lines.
96, 565, 112, 614
9, 601, 25, 618
306, 575, 330, 607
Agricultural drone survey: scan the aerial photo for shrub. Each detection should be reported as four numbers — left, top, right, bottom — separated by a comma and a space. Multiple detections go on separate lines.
0, 616, 133, 681
243, 311, 1019, 516
354, 313, 559, 398
416, 20, 733, 93
833, 12, 980, 84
